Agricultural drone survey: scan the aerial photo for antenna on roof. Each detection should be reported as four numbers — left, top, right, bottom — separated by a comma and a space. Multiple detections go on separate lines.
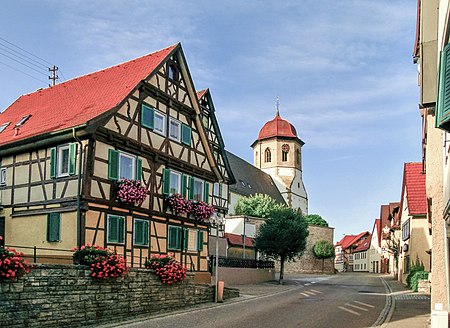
276, 96, 280, 116
48, 65, 59, 86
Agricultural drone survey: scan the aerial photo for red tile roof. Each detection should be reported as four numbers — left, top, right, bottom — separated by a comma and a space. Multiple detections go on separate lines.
257, 114, 297, 141
196, 89, 208, 100
225, 233, 255, 247
354, 234, 371, 252
401, 162, 427, 216
0, 44, 178, 147
336, 231, 370, 250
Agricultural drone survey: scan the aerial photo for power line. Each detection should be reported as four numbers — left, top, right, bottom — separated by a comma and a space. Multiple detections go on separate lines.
0, 51, 49, 77
0, 42, 49, 71
0, 60, 48, 84
0, 36, 53, 66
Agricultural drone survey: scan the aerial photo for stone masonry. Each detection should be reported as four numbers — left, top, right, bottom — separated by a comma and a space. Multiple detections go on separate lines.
0, 264, 239, 327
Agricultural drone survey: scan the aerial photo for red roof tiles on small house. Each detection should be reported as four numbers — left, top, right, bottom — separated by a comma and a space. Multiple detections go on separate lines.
336, 231, 370, 251
354, 234, 371, 253
196, 89, 208, 100
400, 162, 427, 216
0, 44, 178, 147
225, 233, 255, 248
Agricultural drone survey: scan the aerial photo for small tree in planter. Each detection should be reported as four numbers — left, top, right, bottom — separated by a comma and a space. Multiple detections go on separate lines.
145, 254, 186, 285
312, 240, 335, 273
116, 179, 147, 206
0, 236, 32, 281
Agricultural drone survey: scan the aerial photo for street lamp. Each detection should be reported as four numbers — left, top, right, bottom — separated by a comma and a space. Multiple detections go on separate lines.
210, 212, 225, 303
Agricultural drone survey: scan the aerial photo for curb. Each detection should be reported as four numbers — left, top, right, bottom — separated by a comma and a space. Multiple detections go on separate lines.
373, 277, 394, 327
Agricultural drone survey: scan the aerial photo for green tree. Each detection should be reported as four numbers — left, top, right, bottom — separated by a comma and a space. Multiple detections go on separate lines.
234, 194, 284, 218
304, 214, 329, 227
312, 240, 335, 273
255, 207, 309, 284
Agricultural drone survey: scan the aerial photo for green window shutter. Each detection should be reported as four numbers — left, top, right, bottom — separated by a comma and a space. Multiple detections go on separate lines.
47, 213, 61, 242
118, 217, 125, 243
50, 147, 57, 178
204, 182, 210, 203
162, 168, 171, 195
134, 220, 143, 245
437, 44, 450, 130
143, 221, 149, 245
136, 157, 143, 181
188, 176, 194, 200
108, 216, 118, 243
141, 104, 155, 129
197, 230, 204, 252
181, 124, 192, 146
108, 149, 119, 180
181, 174, 188, 197
183, 228, 189, 250
69, 143, 77, 175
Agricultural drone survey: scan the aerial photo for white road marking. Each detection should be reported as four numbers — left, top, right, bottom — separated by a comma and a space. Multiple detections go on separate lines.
300, 293, 310, 297
338, 306, 361, 316
346, 303, 369, 311
353, 301, 375, 308
310, 289, 322, 294
304, 291, 315, 295
305, 283, 311, 286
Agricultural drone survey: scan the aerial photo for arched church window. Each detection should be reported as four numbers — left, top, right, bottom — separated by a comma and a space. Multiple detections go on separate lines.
282, 144, 289, 162
265, 148, 271, 163
296, 149, 301, 163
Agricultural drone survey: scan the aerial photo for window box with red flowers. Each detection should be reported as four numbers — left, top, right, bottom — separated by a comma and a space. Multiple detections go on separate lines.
166, 193, 192, 215
191, 201, 215, 223
0, 236, 31, 281
145, 254, 186, 285
116, 179, 147, 206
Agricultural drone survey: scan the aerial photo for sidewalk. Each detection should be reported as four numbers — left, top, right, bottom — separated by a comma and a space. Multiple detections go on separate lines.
381, 276, 430, 328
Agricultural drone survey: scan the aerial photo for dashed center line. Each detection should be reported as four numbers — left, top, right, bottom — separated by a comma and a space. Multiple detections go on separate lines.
353, 300, 374, 308
338, 306, 361, 316
346, 303, 369, 311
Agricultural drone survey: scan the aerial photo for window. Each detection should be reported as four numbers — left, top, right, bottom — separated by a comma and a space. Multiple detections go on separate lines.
15, 115, 31, 127
282, 150, 288, 162
47, 213, 61, 242
168, 225, 182, 250
169, 118, 181, 142
213, 183, 221, 197
169, 171, 181, 194
50, 143, 77, 178
0, 168, 6, 186
187, 229, 198, 251
168, 64, 178, 81
193, 178, 204, 201
0, 122, 10, 134
181, 124, 192, 146
202, 115, 209, 128
108, 150, 142, 181
265, 148, 271, 163
154, 111, 166, 135
133, 219, 149, 246
402, 219, 410, 241
141, 104, 155, 129
404, 255, 410, 273
436, 43, 450, 131
107, 215, 125, 244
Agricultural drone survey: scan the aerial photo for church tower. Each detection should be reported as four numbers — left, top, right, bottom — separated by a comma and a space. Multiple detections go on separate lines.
251, 99, 308, 214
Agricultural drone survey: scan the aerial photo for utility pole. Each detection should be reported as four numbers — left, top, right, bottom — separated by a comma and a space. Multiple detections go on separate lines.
48, 65, 59, 86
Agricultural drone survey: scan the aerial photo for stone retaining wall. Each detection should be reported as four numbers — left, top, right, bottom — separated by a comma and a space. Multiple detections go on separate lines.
0, 264, 239, 327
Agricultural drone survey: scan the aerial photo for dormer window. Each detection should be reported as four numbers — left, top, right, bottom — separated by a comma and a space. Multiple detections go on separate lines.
0, 122, 10, 133
15, 115, 31, 127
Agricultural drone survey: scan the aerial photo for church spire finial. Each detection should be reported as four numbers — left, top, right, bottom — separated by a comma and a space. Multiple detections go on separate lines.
276, 96, 280, 116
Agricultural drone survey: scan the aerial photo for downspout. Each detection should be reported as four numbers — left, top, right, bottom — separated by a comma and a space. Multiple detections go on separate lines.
73, 128, 84, 249
444, 218, 450, 311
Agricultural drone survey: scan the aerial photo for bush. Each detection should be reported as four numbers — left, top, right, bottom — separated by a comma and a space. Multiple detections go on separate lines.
304, 214, 328, 227
72, 244, 128, 280
72, 244, 109, 265
409, 271, 429, 292
406, 257, 425, 289
145, 254, 187, 285
0, 237, 32, 281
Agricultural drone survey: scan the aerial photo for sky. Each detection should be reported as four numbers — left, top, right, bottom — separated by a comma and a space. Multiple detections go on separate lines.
0, 1, 420, 241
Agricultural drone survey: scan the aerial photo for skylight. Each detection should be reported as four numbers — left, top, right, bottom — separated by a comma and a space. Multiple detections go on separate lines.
0, 122, 10, 133
15, 115, 31, 127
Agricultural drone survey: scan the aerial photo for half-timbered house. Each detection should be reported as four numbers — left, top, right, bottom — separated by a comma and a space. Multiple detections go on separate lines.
0, 43, 233, 278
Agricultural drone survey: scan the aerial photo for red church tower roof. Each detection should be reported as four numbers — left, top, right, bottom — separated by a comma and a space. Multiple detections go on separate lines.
257, 113, 298, 141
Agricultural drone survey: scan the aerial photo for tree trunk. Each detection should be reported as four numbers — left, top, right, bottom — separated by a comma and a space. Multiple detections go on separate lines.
279, 255, 285, 285
322, 259, 324, 273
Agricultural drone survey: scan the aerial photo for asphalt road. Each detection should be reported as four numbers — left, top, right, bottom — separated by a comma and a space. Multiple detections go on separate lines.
116, 273, 388, 328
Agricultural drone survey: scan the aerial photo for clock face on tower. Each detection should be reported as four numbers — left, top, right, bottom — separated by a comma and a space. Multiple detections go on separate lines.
282, 144, 290, 152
